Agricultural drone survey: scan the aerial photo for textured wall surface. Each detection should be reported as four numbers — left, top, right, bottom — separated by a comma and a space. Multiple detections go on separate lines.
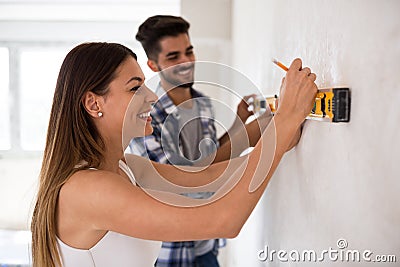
231, 0, 400, 266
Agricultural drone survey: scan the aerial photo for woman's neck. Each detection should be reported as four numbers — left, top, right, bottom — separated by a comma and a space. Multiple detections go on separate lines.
99, 146, 124, 173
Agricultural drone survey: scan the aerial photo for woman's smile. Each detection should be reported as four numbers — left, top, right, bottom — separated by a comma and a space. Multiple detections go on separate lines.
137, 111, 152, 122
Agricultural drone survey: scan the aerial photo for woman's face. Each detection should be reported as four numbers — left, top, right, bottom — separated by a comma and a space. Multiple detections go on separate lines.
100, 56, 158, 148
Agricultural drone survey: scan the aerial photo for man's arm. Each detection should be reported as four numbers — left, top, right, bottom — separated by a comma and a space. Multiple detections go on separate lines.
212, 110, 273, 163
218, 95, 255, 146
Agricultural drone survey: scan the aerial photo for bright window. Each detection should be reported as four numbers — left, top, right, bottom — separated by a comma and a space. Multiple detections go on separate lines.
19, 48, 68, 151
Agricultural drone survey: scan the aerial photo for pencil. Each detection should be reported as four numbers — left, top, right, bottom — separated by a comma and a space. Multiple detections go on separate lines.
272, 58, 289, 72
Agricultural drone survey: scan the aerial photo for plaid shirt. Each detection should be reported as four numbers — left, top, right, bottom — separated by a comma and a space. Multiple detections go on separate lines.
129, 85, 223, 267
130, 86, 218, 166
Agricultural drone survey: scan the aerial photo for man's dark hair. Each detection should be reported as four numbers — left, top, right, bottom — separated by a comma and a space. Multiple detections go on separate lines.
136, 15, 190, 61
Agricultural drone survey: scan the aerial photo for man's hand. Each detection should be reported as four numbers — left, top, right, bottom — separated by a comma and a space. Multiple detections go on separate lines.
236, 94, 257, 123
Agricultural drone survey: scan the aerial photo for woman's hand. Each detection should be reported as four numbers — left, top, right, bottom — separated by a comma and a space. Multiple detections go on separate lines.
276, 58, 317, 127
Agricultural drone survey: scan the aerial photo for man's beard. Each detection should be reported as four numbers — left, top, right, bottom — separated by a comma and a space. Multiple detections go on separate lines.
158, 63, 194, 88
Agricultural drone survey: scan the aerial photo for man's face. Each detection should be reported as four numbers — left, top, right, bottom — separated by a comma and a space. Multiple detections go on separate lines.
153, 33, 195, 88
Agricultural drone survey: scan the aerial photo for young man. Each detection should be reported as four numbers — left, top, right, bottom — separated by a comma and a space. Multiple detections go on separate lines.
129, 15, 273, 267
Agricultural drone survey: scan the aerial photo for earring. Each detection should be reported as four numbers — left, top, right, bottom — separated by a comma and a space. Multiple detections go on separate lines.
98, 112, 103, 117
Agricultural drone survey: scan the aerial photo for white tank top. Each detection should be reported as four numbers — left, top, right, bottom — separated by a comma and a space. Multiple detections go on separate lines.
57, 161, 162, 266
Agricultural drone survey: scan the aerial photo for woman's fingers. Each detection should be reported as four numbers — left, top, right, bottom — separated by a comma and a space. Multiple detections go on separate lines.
301, 67, 311, 76
308, 73, 317, 82
289, 58, 302, 71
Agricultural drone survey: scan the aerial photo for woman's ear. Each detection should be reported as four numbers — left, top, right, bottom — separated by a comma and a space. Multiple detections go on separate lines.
82, 91, 102, 118
147, 60, 159, 72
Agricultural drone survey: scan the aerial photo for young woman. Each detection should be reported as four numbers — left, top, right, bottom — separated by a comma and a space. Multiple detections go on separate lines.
31, 42, 317, 266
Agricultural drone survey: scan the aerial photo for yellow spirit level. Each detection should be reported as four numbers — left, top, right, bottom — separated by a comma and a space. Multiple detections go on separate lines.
254, 87, 351, 123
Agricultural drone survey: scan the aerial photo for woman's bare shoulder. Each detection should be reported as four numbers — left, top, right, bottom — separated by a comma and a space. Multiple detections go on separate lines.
60, 168, 135, 202
59, 168, 137, 216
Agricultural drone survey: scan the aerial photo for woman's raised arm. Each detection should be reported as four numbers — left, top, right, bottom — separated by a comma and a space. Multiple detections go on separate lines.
59, 58, 316, 244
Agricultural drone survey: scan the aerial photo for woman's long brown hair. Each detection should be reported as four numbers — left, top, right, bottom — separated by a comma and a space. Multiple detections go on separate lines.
31, 42, 136, 267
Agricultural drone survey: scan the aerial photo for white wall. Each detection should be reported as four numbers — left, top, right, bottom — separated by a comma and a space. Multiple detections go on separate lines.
232, 0, 400, 266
